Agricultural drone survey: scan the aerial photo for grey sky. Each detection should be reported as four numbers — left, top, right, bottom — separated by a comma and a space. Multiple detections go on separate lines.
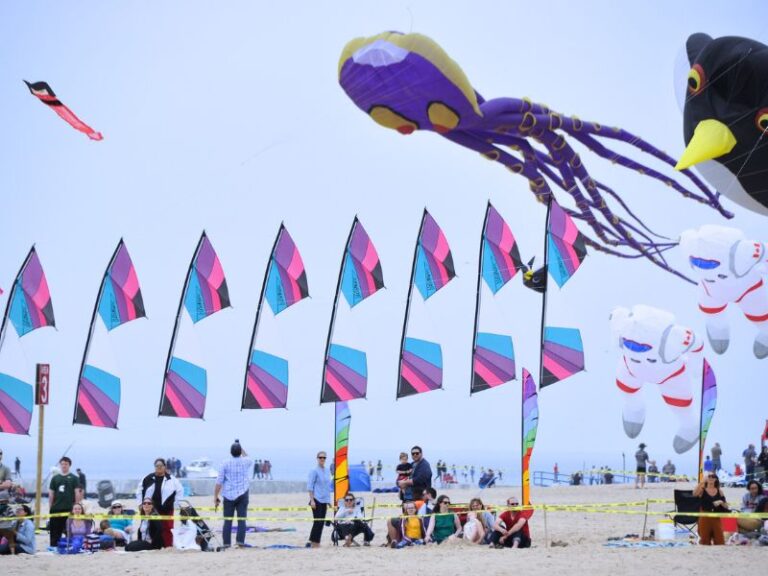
1, 1, 765, 476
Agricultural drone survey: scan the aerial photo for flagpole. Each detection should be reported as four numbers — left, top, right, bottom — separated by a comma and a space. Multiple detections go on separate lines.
470, 203, 491, 395
159, 231, 206, 416
521, 369, 526, 505
537, 197, 553, 388
697, 357, 706, 483
320, 217, 358, 404
397, 209, 428, 399
241, 225, 284, 409
73, 240, 123, 425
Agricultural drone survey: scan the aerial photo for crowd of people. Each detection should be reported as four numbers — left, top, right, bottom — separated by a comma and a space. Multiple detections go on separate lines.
1, 438, 767, 555
307, 446, 532, 549
252, 459, 273, 480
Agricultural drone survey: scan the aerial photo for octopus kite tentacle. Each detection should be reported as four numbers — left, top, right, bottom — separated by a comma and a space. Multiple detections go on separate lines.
338, 32, 735, 281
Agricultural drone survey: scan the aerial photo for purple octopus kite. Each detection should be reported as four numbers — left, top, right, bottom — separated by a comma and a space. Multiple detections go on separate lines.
338, 32, 733, 281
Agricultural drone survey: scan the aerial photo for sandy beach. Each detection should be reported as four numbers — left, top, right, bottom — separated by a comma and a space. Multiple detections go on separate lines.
3, 482, 763, 575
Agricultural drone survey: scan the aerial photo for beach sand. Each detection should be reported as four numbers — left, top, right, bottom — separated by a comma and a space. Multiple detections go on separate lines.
5, 482, 762, 575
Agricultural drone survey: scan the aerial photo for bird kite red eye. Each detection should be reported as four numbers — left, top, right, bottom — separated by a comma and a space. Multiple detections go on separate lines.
687, 64, 706, 96
756, 108, 768, 132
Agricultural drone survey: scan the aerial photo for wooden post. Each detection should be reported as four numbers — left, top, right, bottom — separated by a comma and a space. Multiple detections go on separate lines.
34, 404, 44, 530
641, 498, 649, 540
34, 363, 49, 530
543, 504, 549, 548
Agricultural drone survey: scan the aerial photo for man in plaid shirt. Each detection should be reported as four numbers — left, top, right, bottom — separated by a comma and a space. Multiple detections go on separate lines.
215, 440, 254, 548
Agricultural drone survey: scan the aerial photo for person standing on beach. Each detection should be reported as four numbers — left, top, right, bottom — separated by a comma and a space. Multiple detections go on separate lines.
711, 442, 722, 473
215, 440, 253, 549
14, 456, 21, 478
0, 450, 12, 493
307, 451, 331, 548
138, 458, 182, 548
398, 446, 432, 497
48, 456, 82, 546
635, 443, 649, 489
76, 468, 87, 496
743, 444, 757, 481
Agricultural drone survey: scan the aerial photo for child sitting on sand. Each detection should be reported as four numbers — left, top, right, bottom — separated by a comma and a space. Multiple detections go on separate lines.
395, 501, 425, 548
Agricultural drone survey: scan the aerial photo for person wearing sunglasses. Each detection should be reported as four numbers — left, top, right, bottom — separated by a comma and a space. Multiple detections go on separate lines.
125, 499, 163, 552
107, 500, 133, 543
137, 458, 182, 548
397, 446, 432, 503
306, 451, 332, 548
490, 498, 532, 548
425, 495, 461, 544
334, 492, 374, 546
693, 473, 728, 545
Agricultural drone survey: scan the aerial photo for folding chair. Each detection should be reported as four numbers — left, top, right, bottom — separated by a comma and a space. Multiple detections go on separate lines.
670, 489, 699, 537
331, 497, 373, 546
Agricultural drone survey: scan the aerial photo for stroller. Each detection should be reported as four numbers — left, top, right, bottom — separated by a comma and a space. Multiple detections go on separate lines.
331, 496, 374, 546
178, 500, 222, 551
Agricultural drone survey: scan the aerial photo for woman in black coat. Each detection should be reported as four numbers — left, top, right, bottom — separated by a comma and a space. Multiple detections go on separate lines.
125, 498, 164, 552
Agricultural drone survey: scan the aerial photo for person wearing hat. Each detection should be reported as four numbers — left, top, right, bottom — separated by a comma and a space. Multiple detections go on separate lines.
107, 500, 134, 542
214, 440, 254, 549
635, 443, 650, 489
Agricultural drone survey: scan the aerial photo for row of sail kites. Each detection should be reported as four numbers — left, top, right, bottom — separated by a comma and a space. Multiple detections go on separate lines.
0, 199, 586, 435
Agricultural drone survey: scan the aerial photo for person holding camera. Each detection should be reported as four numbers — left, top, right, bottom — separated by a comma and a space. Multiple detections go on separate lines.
214, 440, 254, 549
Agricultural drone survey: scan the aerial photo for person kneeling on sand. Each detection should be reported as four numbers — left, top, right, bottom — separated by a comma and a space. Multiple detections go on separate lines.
490, 497, 532, 549
334, 492, 374, 547
125, 498, 163, 552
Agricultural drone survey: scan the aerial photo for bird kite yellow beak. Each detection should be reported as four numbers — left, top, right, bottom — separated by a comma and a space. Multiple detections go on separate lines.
675, 119, 737, 170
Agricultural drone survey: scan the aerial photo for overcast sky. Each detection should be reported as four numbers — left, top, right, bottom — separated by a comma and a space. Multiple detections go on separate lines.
1, 1, 765, 478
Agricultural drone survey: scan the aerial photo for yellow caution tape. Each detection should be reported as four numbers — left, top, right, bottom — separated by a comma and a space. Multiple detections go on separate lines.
26, 506, 767, 523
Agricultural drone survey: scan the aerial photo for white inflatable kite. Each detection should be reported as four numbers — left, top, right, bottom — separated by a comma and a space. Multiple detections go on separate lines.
610, 305, 703, 454
680, 225, 768, 359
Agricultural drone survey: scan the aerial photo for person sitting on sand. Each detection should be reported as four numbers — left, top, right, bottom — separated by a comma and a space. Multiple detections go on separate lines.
395, 501, 426, 548
107, 500, 133, 543
425, 495, 462, 544
463, 498, 494, 544
125, 498, 164, 552
693, 473, 728, 545
98, 519, 123, 547
66, 502, 94, 542
418, 487, 437, 516
490, 497, 532, 549
0, 504, 35, 555
647, 461, 659, 483
334, 492, 374, 547
661, 460, 676, 482
737, 480, 764, 533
